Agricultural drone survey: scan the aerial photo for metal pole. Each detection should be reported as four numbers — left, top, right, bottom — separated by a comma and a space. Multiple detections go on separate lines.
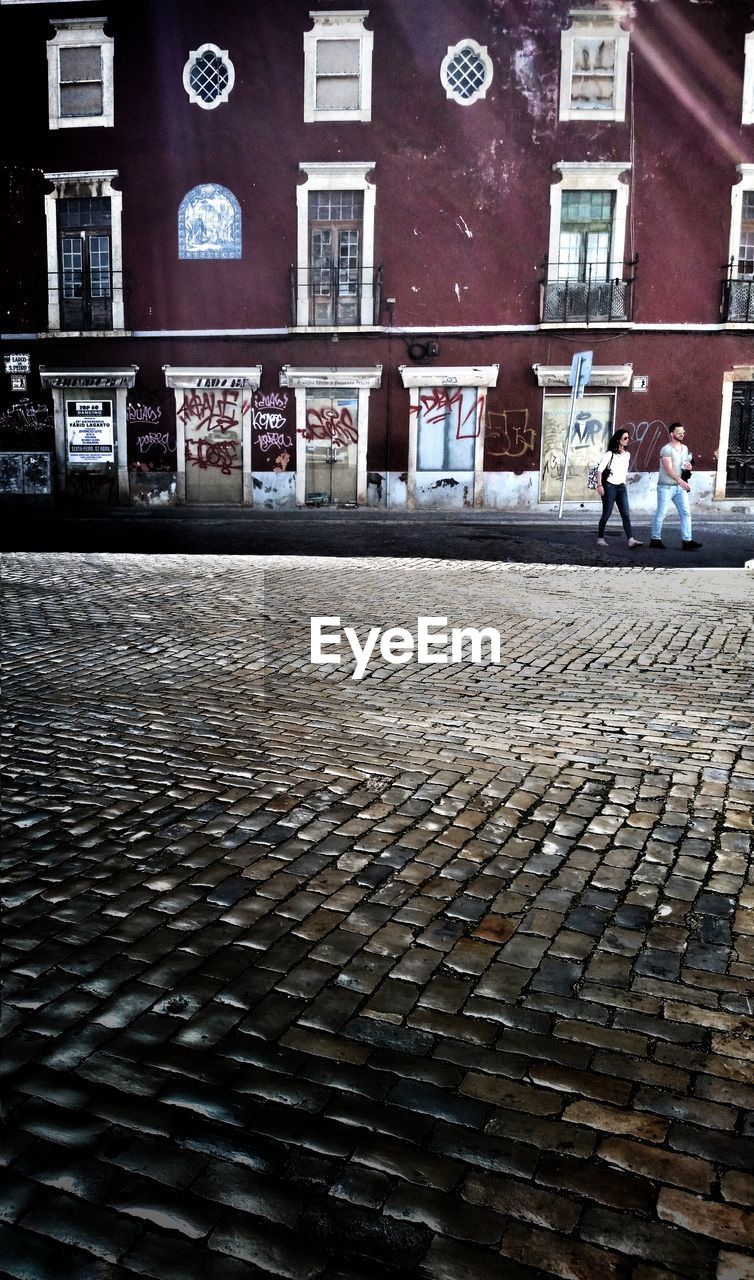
557, 354, 582, 520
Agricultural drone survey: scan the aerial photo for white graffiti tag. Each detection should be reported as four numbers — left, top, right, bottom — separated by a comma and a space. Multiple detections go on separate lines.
257, 432, 294, 453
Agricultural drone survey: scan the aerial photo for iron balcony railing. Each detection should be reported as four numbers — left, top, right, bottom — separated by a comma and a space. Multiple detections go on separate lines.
722, 259, 754, 321
289, 264, 383, 327
49, 269, 122, 331
540, 258, 637, 323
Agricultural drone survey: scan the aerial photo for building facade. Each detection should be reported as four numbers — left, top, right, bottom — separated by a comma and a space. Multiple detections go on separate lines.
1, 0, 753, 512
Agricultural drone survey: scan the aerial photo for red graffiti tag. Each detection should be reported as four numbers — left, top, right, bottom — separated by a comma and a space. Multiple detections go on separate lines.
302, 406, 358, 446
185, 438, 242, 473
177, 389, 248, 433
410, 388, 482, 440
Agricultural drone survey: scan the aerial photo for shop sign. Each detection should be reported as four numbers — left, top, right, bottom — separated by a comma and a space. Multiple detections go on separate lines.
4, 353, 31, 374
66, 399, 114, 464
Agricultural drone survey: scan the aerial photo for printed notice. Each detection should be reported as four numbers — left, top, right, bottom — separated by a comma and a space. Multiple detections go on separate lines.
66, 399, 115, 464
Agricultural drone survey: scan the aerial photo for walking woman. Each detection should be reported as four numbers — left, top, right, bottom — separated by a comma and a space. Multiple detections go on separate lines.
596, 428, 642, 548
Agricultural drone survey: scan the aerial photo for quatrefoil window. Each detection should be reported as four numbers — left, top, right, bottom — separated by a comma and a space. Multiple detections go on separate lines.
183, 43, 235, 110
441, 39, 493, 106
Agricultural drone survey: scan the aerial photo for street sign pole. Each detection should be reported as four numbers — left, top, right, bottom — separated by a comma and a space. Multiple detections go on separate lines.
557, 350, 593, 520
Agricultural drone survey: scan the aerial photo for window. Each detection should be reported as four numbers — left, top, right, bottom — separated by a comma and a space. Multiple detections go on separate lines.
44, 172, 124, 332
47, 18, 114, 129
183, 43, 235, 110
744, 31, 754, 125
559, 9, 629, 122
544, 162, 632, 322
304, 11, 373, 122
725, 165, 754, 321
295, 163, 378, 328
441, 39, 493, 105
309, 190, 363, 326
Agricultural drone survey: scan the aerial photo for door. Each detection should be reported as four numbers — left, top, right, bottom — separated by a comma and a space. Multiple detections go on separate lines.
308, 190, 363, 325
414, 386, 481, 509
727, 383, 754, 496
58, 197, 113, 330
303, 391, 358, 504
178, 387, 245, 503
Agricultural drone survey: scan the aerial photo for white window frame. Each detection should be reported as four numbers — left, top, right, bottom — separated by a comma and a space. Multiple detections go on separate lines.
296, 162, 376, 329
743, 32, 754, 125
728, 165, 754, 272
559, 9, 629, 123
43, 170, 125, 333
546, 162, 631, 315
279, 365, 382, 507
47, 17, 114, 130
399, 365, 499, 510
304, 10, 373, 123
440, 39, 493, 106
182, 43, 235, 111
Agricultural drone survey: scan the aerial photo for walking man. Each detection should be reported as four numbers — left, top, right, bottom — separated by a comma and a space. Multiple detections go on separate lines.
650, 422, 702, 550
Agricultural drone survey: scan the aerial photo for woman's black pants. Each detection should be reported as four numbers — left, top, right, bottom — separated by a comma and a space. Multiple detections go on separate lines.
598, 482, 633, 538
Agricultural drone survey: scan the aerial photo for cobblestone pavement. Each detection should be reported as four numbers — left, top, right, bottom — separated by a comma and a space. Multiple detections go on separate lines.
1, 553, 753, 1280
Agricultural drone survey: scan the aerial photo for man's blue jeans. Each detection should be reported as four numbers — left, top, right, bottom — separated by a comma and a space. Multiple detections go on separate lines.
652, 484, 691, 542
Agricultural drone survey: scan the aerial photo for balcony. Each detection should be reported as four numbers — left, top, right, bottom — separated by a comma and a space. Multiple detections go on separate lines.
49, 268, 122, 332
290, 264, 383, 327
540, 259, 636, 324
722, 262, 754, 321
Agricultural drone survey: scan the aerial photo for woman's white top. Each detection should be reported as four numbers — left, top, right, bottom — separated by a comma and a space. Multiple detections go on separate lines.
598, 450, 630, 485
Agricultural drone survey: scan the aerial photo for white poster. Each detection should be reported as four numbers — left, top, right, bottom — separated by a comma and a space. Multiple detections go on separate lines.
66, 399, 114, 464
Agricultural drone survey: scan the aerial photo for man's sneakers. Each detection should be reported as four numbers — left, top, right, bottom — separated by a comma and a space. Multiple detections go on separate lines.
649, 538, 665, 548
682, 540, 703, 550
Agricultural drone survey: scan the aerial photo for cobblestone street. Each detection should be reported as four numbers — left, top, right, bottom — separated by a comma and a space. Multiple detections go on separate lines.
1, 553, 753, 1280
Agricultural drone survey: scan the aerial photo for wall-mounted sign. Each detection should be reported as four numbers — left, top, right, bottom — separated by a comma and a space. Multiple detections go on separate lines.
10, 374, 27, 392
66, 399, 114, 464
632, 375, 649, 393
4, 353, 30, 374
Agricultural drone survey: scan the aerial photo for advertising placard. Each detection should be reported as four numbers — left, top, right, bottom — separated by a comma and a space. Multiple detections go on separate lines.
66, 399, 115, 464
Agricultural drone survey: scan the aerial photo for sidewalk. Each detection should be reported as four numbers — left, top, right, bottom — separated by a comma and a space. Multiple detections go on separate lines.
2, 504, 753, 566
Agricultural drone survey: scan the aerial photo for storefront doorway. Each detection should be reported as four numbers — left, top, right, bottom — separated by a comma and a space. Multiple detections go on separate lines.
303, 390, 358, 504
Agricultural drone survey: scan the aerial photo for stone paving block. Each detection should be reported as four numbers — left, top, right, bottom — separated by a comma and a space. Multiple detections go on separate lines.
18, 1187, 141, 1261
383, 1182, 506, 1245
463, 1167, 581, 1233
535, 1152, 655, 1214
192, 1158, 302, 1226
0, 1170, 39, 1223
0, 1222, 128, 1280
122, 1226, 269, 1279
209, 1207, 327, 1277
581, 1205, 718, 1278
298, 1198, 432, 1272
716, 1250, 754, 1280
421, 1235, 544, 1280
500, 1220, 631, 1280
350, 1133, 462, 1191
657, 1187, 754, 1248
